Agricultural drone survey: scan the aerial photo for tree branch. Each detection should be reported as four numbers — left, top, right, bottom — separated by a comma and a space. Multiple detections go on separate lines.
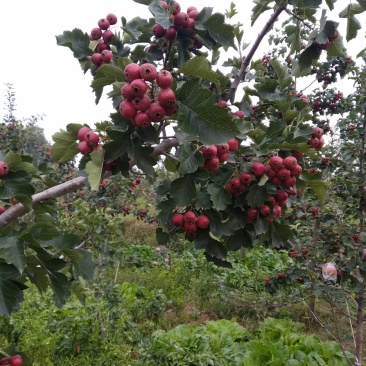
224, 5, 287, 102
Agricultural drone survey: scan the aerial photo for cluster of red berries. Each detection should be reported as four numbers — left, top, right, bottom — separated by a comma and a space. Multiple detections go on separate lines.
314, 29, 339, 51
202, 138, 239, 172
89, 13, 118, 68
171, 211, 210, 236
265, 155, 302, 188
77, 127, 100, 155
0, 354, 23, 366
307, 126, 325, 150
119, 63, 176, 129
128, 177, 142, 193
152, 2, 202, 49
0, 161, 9, 177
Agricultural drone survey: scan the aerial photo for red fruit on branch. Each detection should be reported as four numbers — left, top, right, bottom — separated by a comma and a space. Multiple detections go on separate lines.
196, 215, 210, 229
202, 145, 217, 159
124, 63, 142, 82
158, 88, 176, 107
204, 157, 220, 172
85, 131, 100, 145
156, 70, 174, 89
184, 211, 197, 224
10, 355, 23, 366
269, 156, 283, 171
91, 53, 103, 66
90, 27, 102, 40
251, 162, 265, 177
152, 24, 165, 38
140, 63, 157, 82
106, 13, 118, 25
227, 138, 239, 151
239, 172, 253, 184
77, 127, 92, 141
0, 161, 10, 177
98, 18, 110, 30
78, 141, 93, 155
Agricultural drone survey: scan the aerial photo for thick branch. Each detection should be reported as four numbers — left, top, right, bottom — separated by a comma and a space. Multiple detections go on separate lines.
0, 176, 87, 229
0, 138, 179, 228
224, 5, 286, 102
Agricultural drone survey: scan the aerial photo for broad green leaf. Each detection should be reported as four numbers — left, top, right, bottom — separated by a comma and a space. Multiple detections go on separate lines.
123, 17, 143, 41
164, 156, 178, 172
356, 0, 366, 9
205, 13, 236, 48
251, 1, 271, 26
286, 23, 302, 54
294, 44, 321, 76
271, 221, 294, 248
270, 59, 292, 90
178, 143, 204, 174
156, 227, 170, 246
170, 174, 197, 207
104, 129, 133, 162
48, 272, 71, 308
48, 234, 81, 251
246, 185, 269, 207
292, 0, 322, 7
177, 37, 193, 67
14, 194, 33, 209
55, 28, 92, 59
339, 4, 364, 41
51, 129, 79, 163
91, 64, 126, 104
0, 264, 20, 280
133, 0, 152, 4
72, 250, 95, 280
226, 228, 253, 250
178, 56, 221, 85
177, 78, 239, 145
157, 198, 175, 223
0, 280, 24, 316
207, 183, 232, 210
0, 237, 25, 274
85, 148, 104, 191
195, 229, 228, 261
195, 190, 212, 210
0, 171, 35, 199
3, 151, 22, 168
133, 145, 157, 177
325, 0, 336, 10
148, 0, 172, 29
305, 180, 326, 205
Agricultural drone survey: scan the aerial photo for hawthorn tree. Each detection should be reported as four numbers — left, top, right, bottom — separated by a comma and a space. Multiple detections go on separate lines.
1, 0, 366, 363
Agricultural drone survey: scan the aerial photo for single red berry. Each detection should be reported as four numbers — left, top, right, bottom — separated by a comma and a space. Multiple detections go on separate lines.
0, 161, 9, 177
140, 63, 157, 82
196, 215, 210, 229
98, 18, 110, 31
124, 63, 142, 82
156, 70, 174, 89
158, 88, 176, 107
77, 127, 92, 141
184, 211, 196, 224
251, 162, 265, 177
106, 13, 118, 25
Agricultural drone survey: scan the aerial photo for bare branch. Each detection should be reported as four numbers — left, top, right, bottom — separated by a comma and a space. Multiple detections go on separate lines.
224, 5, 287, 102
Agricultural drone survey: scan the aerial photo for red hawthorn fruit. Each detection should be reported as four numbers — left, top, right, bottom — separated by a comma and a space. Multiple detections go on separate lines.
10, 355, 23, 366
152, 23, 165, 38
229, 177, 241, 190
174, 12, 189, 27
269, 156, 284, 171
353, 233, 360, 241
277, 167, 291, 180
98, 18, 110, 30
156, 70, 174, 89
85, 131, 100, 145
140, 63, 157, 82
130, 79, 148, 97
251, 162, 265, 177
239, 172, 253, 185
106, 13, 118, 25
290, 164, 302, 177
247, 207, 258, 219
132, 94, 151, 112
233, 110, 245, 118
227, 137, 239, 151
196, 215, 210, 229
217, 100, 228, 108
124, 63, 142, 82
165, 26, 177, 41
0, 161, 10, 177
97, 41, 110, 53
0, 206, 6, 215
316, 137, 325, 150
78, 141, 93, 155
134, 112, 152, 129
188, 9, 199, 19
184, 211, 196, 224
283, 156, 297, 169
102, 30, 114, 44
292, 151, 303, 159
0, 357, 11, 365
165, 103, 178, 116
91, 53, 103, 66
90, 27, 102, 40
172, 1, 181, 15
204, 156, 220, 172
302, 248, 309, 255
218, 152, 229, 163
308, 137, 319, 148
184, 222, 197, 233
284, 176, 296, 187
265, 166, 277, 179
312, 126, 324, 139
148, 103, 166, 122
121, 83, 134, 100
187, 6, 197, 13
259, 205, 271, 217
202, 145, 218, 159
119, 100, 137, 119
77, 127, 92, 141
158, 88, 176, 107
216, 143, 229, 155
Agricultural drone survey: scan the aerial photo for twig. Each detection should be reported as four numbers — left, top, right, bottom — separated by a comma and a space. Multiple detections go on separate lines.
224, 5, 287, 102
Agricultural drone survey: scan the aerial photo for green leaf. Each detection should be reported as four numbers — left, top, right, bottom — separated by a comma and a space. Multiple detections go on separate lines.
72, 250, 95, 280
177, 56, 221, 85
133, 145, 157, 177
194, 229, 228, 261
177, 78, 239, 145
3, 151, 22, 168
51, 128, 79, 163
170, 174, 197, 207
286, 23, 302, 54
48, 272, 71, 308
0, 280, 24, 316
293, 44, 321, 76
0, 237, 25, 274
0, 171, 35, 199
246, 185, 269, 207
156, 227, 170, 246
270, 58, 292, 90
148, 0, 172, 29
305, 180, 326, 205
91, 64, 126, 104
339, 4, 364, 41
178, 143, 204, 174
251, 1, 271, 26
55, 28, 93, 59
207, 183, 232, 210
271, 221, 293, 248
85, 149, 104, 191
133, 0, 153, 4
195, 190, 212, 210
226, 228, 253, 250
292, 0, 322, 7
204, 13, 236, 48
356, 0, 366, 9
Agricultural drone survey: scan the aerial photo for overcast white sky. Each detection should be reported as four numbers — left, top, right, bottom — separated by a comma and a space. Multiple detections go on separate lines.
0, 1, 363, 142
